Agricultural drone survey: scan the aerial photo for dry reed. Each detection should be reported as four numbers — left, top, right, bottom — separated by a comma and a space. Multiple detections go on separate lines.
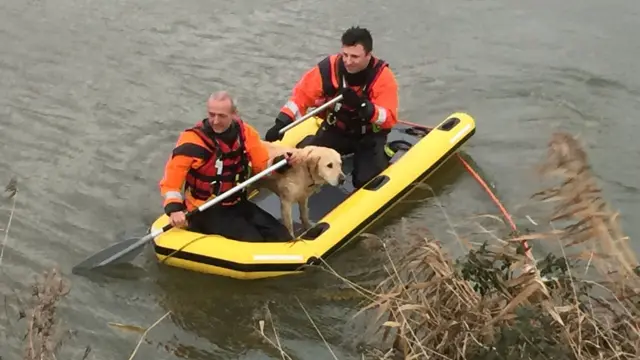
22, 267, 72, 360
4, 130, 640, 359
1, 177, 75, 360
258, 131, 640, 359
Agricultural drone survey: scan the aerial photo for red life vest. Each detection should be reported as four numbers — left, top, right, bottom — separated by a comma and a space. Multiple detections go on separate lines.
316, 53, 389, 134
184, 119, 251, 206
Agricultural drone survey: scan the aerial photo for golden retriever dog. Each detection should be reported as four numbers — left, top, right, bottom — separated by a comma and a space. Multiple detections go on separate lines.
256, 140, 346, 238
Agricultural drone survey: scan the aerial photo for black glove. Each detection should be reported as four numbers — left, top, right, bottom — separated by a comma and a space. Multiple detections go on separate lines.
339, 87, 363, 109
265, 112, 292, 142
339, 88, 375, 122
264, 118, 287, 142
272, 152, 292, 174
163, 201, 186, 216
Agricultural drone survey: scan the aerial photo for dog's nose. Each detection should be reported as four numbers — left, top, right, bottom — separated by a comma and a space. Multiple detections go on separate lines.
338, 174, 346, 184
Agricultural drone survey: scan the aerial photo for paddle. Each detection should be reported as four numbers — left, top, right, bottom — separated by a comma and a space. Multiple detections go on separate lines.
277, 94, 344, 135
71, 158, 291, 273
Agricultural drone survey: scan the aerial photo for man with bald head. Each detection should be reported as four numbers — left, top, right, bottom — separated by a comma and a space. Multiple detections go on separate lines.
159, 91, 298, 242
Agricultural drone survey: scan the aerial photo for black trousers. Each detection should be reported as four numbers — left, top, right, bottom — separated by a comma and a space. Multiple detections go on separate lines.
186, 200, 293, 242
298, 123, 390, 189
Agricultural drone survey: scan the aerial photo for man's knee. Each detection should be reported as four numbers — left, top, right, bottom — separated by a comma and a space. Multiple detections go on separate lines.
296, 125, 346, 151
245, 202, 294, 242
296, 134, 317, 148
352, 174, 371, 189
186, 211, 213, 234
301, 133, 332, 148
352, 162, 386, 188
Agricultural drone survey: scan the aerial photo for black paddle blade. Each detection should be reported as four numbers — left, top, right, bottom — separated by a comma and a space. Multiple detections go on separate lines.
71, 237, 147, 274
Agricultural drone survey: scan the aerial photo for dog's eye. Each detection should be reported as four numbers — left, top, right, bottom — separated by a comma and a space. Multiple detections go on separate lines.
327, 163, 333, 169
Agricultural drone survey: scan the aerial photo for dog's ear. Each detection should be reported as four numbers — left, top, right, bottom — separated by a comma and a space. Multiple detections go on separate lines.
304, 148, 324, 183
305, 147, 320, 167
299, 146, 316, 159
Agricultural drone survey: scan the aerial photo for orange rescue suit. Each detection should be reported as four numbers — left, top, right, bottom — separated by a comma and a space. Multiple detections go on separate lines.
277, 53, 398, 133
159, 118, 269, 214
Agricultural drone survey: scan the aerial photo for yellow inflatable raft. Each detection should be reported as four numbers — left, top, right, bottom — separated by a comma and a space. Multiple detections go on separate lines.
151, 112, 476, 280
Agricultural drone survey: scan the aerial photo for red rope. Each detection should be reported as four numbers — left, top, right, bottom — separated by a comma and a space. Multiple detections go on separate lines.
455, 154, 532, 251
398, 119, 533, 258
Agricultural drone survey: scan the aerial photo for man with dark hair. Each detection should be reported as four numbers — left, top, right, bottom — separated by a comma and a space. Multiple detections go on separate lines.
265, 26, 399, 189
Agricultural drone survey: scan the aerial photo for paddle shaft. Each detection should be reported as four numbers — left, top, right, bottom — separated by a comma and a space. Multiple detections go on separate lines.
94, 158, 290, 267
278, 94, 344, 135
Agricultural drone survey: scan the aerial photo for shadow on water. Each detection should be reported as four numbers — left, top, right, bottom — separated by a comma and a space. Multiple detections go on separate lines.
150, 261, 357, 359
143, 151, 472, 358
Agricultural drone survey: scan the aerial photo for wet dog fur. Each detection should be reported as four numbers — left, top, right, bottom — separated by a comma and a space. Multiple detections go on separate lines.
255, 141, 346, 238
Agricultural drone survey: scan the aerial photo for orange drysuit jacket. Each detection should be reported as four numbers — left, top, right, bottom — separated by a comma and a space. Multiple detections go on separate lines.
158, 119, 270, 214
278, 54, 399, 130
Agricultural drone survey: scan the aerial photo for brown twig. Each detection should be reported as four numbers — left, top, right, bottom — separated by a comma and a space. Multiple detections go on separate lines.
127, 311, 172, 360
22, 267, 71, 360
0, 176, 18, 266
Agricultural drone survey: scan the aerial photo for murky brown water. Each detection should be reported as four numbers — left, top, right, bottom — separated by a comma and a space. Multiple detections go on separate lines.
2, 0, 639, 359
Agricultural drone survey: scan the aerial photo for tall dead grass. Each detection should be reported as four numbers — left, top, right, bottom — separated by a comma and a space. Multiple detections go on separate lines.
258, 131, 640, 359
4, 130, 640, 359
1, 177, 75, 360
22, 268, 72, 360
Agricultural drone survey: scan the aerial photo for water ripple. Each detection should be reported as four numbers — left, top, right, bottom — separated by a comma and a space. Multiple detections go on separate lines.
1, 0, 640, 359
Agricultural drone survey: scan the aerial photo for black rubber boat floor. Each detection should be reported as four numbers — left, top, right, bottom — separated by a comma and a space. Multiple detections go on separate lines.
251, 123, 431, 237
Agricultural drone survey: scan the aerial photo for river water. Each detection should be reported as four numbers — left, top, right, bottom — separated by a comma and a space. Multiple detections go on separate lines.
1, 0, 639, 359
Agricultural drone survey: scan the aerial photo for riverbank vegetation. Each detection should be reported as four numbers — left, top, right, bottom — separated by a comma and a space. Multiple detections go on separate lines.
1, 178, 77, 360
2, 130, 639, 359
259, 131, 640, 359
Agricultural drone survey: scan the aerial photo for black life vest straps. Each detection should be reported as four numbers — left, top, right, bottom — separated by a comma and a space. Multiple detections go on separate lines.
318, 56, 337, 98
184, 119, 251, 202
187, 120, 248, 165
317, 55, 389, 99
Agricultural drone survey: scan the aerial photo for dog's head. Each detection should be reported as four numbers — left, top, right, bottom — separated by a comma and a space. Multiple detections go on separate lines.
304, 146, 345, 186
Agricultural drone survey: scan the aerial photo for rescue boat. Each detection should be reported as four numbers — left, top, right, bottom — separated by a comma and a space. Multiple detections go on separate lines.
150, 112, 476, 280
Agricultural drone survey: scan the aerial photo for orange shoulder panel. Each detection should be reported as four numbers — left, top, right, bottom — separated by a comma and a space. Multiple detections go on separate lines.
158, 130, 207, 208
277, 58, 327, 122
240, 122, 270, 174
368, 65, 399, 129
326, 54, 341, 90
